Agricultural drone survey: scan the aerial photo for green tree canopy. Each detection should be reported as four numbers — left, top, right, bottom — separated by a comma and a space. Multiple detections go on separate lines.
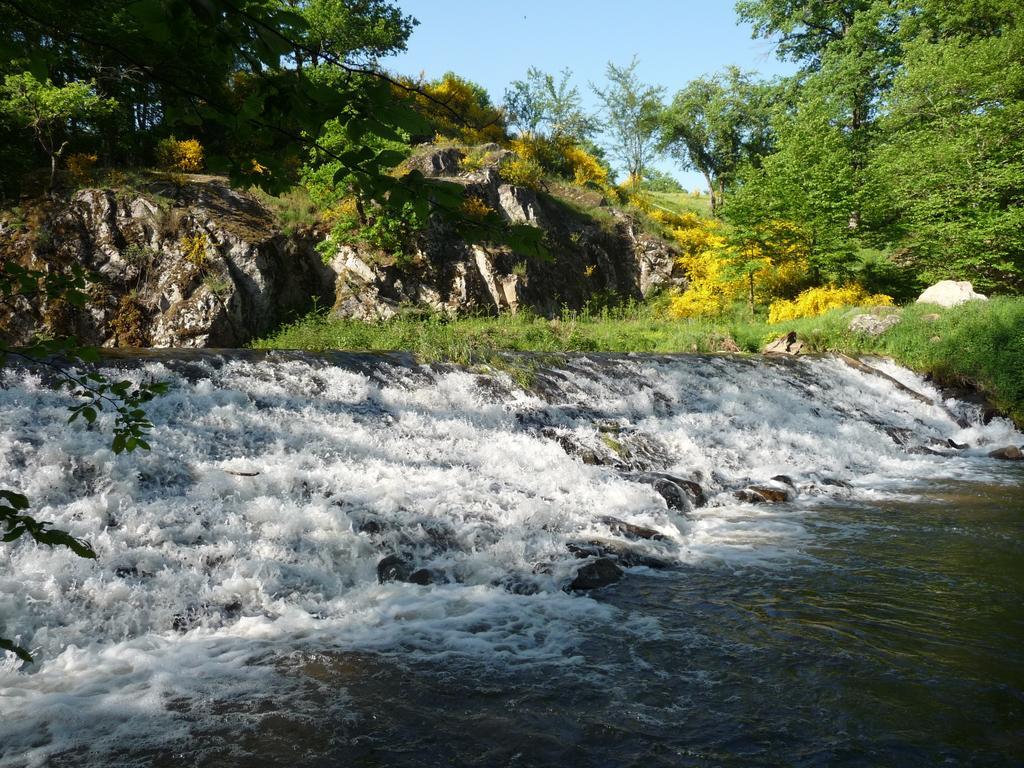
659, 66, 774, 215
0, 73, 117, 188
592, 57, 664, 182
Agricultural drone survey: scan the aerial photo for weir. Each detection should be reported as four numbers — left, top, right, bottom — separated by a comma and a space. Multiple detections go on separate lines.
1, 352, 1022, 766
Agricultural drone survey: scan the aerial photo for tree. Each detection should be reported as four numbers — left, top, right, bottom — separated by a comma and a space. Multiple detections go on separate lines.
591, 57, 664, 183
504, 66, 593, 141
659, 66, 774, 215
736, 0, 902, 229
0, 73, 117, 189
871, 3, 1024, 292
293, 0, 417, 67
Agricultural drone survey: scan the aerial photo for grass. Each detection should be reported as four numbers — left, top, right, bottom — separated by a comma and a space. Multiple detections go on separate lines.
247, 185, 321, 234
253, 297, 1024, 426
646, 191, 712, 218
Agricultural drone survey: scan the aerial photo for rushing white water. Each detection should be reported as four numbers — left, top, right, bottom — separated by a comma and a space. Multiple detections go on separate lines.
0, 351, 1020, 766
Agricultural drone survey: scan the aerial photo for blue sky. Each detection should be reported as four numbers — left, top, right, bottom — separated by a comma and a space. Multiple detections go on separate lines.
383, 1, 795, 189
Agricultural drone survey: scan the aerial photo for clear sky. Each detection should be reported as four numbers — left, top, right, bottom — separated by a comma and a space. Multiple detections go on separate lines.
382, 1, 796, 189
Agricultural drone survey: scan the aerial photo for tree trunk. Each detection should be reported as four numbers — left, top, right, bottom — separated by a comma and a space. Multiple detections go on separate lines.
704, 172, 717, 216
748, 271, 755, 315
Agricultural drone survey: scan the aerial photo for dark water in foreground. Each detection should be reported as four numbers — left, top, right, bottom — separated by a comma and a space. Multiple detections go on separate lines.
88, 478, 1024, 768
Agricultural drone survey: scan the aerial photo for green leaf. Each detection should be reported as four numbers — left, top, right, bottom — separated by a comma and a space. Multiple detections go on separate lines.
0, 491, 29, 510
0, 637, 32, 663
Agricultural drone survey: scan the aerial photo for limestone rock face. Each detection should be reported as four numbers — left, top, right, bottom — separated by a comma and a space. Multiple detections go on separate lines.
916, 280, 988, 308
323, 146, 685, 321
3, 149, 686, 347
1, 180, 333, 348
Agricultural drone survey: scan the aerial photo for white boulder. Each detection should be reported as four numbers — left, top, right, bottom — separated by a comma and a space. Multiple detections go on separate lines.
916, 280, 987, 308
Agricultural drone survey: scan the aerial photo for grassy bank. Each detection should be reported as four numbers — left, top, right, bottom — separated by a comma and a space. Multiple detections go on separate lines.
254, 298, 1024, 426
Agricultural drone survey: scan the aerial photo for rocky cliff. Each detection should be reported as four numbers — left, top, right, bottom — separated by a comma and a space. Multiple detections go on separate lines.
1, 148, 684, 348
1, 180, 333, 348
328, 146, 684, 321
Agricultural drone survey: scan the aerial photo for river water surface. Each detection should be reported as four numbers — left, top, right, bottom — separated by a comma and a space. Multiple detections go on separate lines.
0, 352, 1021, 766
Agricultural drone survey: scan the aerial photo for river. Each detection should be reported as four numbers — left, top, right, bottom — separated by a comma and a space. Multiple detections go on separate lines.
1, 352, 1021, 766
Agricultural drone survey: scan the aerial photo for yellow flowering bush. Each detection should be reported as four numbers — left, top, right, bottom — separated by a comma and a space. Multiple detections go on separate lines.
413, 73, 506, 144
499, 155, 543, 190
565, 146, 608, 186
182, 232, 209, 267
667, 217, 744, 318
155, 137, 204, 173
461, 195, 494, 218
768, 285, 894, 323
66, 153, 98, 185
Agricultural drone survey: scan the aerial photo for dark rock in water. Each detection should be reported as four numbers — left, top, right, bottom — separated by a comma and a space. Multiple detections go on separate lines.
988, 445, 1023, 461
540, 427, 602, 466
908, 445, 946, 456
114, 566, 139, 579
600, 515, 665, 541
734, 488, 767, 504
821, 477, 852, 489
408, 568, 435, 586
569, 558, 623, 591
377, 554, 412, 584
567, 540, 672, 570
629, 471, 706, 509
771, 475, 796, 488
222, 601, 242, 618
735, 483, 793, 504
947, 439, 968, 450
356, 518, 383, 535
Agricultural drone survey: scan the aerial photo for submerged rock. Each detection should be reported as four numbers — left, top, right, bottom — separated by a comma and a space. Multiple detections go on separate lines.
988, 445, 1023, 461
916, 280, 987, 308
735, 481, 795, 504
376, 554, 412, 584
568, 540, 672, 570
568, 558, 624, 591
627, 472, 704, 510
599, 516, 666, 541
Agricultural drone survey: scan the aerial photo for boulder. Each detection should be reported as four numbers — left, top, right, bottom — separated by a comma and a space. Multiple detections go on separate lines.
567, 540, 671, 570
407, 146, 465, 177
763, 331, 804, 356
376, 554, 412, 584
988, 446, 1023, 461
599, 515, 666, 541
735, 482, 794, 504
568, 558, 624, 591
628, 471, 704, 510
849, 312, 901, 336
916, 280, 988, 308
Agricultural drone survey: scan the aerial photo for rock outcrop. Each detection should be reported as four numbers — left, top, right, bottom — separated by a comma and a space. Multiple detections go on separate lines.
849, 311, 902, 336
324, 148, 685, 322
2, 150, 685, 346
1, 180, 333, 347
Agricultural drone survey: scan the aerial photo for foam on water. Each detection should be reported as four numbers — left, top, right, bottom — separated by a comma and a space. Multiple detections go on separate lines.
0, 352, 1019, 765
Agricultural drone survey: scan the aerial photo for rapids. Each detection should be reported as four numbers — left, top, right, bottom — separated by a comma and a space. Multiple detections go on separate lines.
0, 351, 1021, 766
